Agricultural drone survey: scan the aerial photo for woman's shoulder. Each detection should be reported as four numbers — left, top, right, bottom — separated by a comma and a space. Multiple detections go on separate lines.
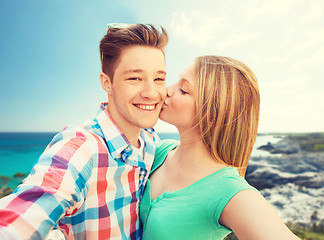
151, 139, 179, 173
209, 167, 257, 197
208, 168, 258, 223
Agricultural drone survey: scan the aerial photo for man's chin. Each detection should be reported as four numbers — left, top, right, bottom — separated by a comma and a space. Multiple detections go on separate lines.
139, 120, 159, 129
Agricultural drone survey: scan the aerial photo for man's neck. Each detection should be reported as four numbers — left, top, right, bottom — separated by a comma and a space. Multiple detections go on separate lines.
125, 130, 142, 148
105, 104, 142, 148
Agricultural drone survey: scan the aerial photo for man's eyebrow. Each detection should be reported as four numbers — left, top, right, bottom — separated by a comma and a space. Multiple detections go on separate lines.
123, 69, 143, 74
157, 70, 167, 75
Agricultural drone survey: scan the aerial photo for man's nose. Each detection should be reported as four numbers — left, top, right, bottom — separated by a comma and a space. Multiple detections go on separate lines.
141, 81, 160, 99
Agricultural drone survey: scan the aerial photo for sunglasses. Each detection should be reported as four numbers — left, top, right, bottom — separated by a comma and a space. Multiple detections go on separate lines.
106, 23, 132, 31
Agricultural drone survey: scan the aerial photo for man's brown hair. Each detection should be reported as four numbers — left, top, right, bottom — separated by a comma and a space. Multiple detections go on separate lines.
99, 24, 168, 81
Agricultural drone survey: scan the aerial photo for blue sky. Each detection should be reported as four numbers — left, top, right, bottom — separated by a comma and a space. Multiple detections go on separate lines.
1, 0, 324, 133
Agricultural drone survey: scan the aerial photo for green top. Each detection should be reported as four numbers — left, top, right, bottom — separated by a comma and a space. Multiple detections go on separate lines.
140, 139, 257, 240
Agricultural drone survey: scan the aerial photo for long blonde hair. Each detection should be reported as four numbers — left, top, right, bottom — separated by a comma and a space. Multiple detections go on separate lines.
194, 56, 260, 177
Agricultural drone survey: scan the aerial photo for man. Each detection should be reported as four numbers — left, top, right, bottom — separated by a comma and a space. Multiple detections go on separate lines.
0, 24, 168, 240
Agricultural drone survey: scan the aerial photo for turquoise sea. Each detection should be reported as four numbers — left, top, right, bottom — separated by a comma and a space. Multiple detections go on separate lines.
0, 132, 277, 189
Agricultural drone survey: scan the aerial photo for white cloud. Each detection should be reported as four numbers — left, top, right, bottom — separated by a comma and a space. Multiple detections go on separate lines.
244, 0, 301, 22
281, 28, 296, 46
299, 0, 324, 23
285, 32, 324, 58
308, 27, 324, 39
170, 10, 259, 52
260, 76, 310, 96
217, 31, 258, 51
170, 10, 228, 47
290, 45, 324, 72
259, 92, 324, 132
308, 1, 323, 18
264, 25, 324, 73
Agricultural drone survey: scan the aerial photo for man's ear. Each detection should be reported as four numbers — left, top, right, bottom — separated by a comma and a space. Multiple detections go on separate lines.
100, 72, 112, 94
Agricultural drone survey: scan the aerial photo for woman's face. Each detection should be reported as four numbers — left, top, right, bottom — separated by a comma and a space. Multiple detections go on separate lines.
159, 63, 196, 130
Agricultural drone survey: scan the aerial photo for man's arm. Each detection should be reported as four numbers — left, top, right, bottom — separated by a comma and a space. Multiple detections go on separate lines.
0, 128, 95, 239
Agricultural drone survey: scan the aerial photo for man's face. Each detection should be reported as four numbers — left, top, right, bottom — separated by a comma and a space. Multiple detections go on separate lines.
105, 45, 167, 133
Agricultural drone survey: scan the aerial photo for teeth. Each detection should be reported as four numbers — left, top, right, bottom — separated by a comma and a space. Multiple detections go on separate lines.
137, 104, 155, 110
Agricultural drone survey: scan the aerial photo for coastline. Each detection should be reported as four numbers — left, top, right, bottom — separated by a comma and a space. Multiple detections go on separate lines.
245, 133, 324, 232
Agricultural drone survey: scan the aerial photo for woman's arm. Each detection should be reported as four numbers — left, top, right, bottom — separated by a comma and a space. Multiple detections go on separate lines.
219, 189, 300, 240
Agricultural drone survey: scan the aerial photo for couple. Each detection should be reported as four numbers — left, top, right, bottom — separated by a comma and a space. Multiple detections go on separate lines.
0, 24, 298, 239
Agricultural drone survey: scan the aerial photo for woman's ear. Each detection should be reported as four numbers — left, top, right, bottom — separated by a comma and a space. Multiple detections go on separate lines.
100, 72, 112, 94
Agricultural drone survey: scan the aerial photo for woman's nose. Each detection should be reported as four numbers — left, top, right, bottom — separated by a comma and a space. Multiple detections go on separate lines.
166, 85, 174, 97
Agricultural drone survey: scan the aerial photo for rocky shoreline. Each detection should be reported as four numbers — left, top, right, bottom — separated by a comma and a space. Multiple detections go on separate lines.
246, 134, 324, 226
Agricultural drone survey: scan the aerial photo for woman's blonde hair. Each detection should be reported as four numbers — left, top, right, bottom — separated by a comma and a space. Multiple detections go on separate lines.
194, 56, 260, 177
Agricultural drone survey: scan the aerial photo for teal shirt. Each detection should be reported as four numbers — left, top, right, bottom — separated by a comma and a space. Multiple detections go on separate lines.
140, 139, 257, 240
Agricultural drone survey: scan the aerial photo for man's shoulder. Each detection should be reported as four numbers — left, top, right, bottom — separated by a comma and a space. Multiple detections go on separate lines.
47, 125, 105, 150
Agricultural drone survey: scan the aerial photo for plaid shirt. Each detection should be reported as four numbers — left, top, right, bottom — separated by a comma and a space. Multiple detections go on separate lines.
0, 103, 159, 240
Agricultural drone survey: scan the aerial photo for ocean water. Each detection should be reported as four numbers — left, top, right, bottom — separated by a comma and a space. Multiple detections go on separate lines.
0, 132, 279, 188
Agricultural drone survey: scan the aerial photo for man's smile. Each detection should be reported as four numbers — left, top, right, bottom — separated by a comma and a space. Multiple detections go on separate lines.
134, 103, 157, 111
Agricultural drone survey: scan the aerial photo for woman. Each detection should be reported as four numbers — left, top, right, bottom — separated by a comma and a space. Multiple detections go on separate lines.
140, 56, 299, 239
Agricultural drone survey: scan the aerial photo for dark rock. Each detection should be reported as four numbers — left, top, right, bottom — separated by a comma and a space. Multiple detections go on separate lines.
245, 170, 315, 190
258, 142, 275, 151
273, 201, 285, 209
257, 138, 301, 154
245, 177, 275, 190
245, 165, 258, 175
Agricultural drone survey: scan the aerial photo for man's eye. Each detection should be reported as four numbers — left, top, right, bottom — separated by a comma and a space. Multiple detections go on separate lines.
155, 78, 165, 82
180, 89, 188, 94
127, 77, 141, 81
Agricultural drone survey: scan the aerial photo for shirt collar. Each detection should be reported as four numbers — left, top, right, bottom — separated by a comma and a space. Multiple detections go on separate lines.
95, 102, 131, 160
94, 103, 155, 163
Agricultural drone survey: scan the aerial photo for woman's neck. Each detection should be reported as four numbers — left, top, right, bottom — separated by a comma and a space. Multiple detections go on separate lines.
173, 128, 217, 168
163, 128, 225, 182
